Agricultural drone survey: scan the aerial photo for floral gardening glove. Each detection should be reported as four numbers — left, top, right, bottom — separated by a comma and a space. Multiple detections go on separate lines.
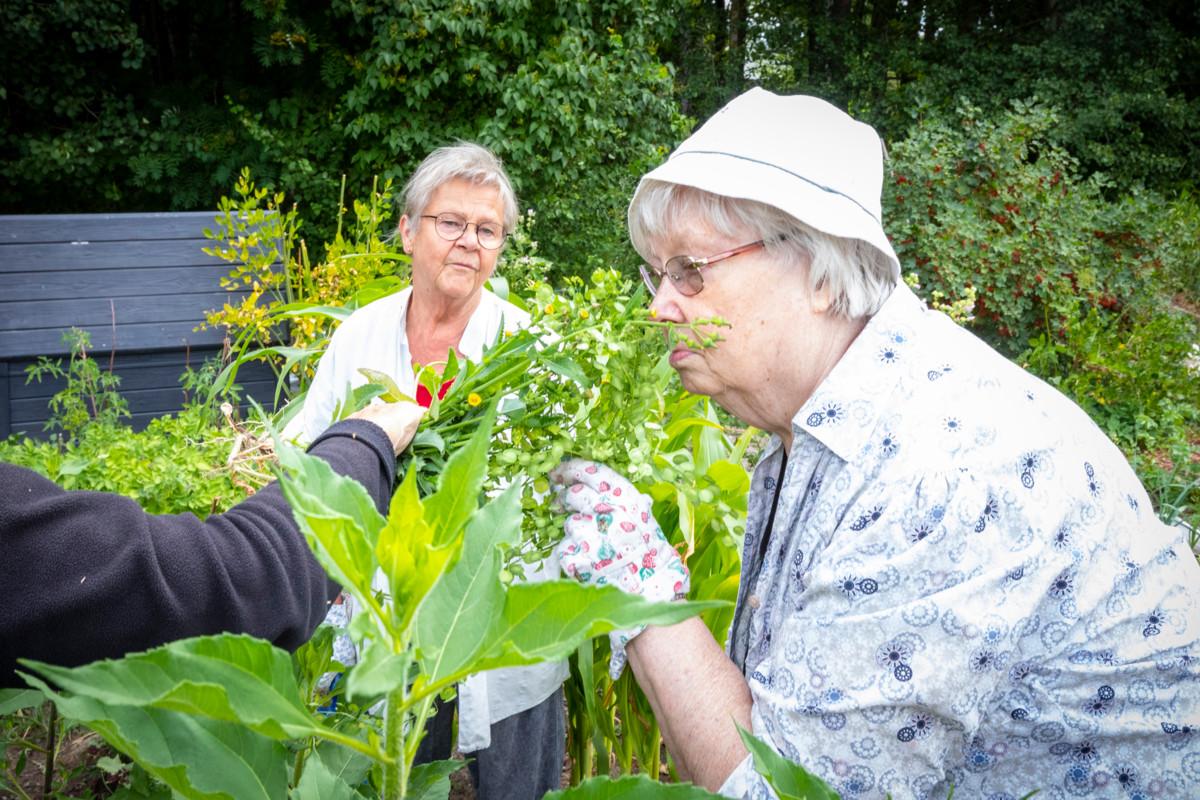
550, 458, 689, 679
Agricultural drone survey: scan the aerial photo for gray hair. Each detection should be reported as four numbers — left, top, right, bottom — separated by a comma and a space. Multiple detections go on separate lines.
628, 181, 896, 319
401, 142, 519, 233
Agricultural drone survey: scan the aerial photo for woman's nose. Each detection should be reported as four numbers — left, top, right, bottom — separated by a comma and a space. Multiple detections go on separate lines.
648, 281, 685, 323
455, 223, 481, 249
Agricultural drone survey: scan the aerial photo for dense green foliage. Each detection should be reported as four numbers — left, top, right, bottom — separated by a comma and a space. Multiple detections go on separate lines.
0, 408, 248, 517
1, 0, 685, 272
675, 0, 1200, 195
0, 333, 252, 517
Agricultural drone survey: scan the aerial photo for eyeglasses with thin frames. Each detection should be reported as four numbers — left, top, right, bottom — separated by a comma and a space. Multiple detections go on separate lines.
421, 213, 507, 250
639, 240, 765, 297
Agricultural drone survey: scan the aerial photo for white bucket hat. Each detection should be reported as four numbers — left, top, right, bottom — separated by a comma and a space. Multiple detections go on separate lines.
630, 87, 900, 281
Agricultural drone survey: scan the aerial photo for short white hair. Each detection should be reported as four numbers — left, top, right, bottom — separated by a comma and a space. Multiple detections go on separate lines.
401, 142, 519, 233
628, 181, 896, 319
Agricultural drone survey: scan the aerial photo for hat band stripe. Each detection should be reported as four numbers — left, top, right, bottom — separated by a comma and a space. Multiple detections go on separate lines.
671, 149, 882, 226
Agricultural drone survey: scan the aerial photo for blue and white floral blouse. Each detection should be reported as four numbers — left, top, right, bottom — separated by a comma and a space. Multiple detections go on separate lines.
718, 283, 1200, 800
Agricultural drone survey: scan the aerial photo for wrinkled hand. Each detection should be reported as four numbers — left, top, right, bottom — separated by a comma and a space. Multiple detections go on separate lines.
348, 401, 425, 455
550, 458, 689, 678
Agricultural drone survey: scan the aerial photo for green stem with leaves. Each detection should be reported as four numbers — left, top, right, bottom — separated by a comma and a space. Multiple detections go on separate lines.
382, 685, 407, 799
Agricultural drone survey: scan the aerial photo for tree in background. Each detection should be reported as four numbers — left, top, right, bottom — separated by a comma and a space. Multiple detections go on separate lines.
669, 0, 1200, 195
0, 0, 686, 272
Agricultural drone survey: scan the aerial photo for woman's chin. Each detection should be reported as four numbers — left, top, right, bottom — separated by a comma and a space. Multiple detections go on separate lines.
434, 275, 483, 301
675, 367, 719, 399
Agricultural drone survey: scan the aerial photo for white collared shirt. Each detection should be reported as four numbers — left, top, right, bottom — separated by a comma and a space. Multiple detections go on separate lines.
299, 286, 567, 752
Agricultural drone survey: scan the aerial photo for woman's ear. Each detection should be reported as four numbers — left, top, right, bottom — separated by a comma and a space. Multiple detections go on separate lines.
788, 252, 832, 314
398, 215, 414, 254
809, 281, 833, 315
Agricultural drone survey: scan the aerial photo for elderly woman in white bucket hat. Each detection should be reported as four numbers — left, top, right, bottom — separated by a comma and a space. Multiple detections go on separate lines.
552, 89, 1200, 798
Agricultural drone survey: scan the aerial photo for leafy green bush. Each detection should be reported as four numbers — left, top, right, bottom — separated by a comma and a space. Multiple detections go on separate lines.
885, 100, 1188, 353
0, 408, 253, 517
1022, 306, 1200, 537
886, 100, 1200, 543
24, 329, 131, 440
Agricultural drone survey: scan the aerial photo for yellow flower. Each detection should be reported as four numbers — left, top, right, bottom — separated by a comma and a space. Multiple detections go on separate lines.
648, 308, 657, 318
467, 393, 482, 407
579, 309, 590, 319
544, 304, 555, 315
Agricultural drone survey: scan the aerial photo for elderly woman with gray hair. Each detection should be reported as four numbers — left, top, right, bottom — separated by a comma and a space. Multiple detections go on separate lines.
552, 89, 1200, 799
299, 142, 564, 800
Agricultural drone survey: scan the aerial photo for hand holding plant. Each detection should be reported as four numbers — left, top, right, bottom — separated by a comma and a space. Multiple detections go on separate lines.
347, 401, 425, 455
552, 459, 690, 679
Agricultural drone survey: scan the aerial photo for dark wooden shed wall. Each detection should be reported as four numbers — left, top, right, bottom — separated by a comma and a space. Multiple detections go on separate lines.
0, 212, 279, 438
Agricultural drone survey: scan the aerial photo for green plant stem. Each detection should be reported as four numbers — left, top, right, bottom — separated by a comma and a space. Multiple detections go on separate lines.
4, 738, 49, 755
2, 777, 34, 800
646, 719, 661, 780
382, 685, 407, 799
616, 684, 634, 775
42, 701, 57, 797
291, 742, 308, 789
397, 671, 468, 712
312, 727, 393, 765
402, 693, 438, 767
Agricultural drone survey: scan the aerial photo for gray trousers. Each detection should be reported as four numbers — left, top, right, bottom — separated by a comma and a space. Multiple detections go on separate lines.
415, 686, 565, 799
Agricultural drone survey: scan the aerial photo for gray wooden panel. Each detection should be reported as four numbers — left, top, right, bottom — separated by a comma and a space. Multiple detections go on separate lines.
2, 265, 231, 302
1, 212, 286, 437
0, 212, 223, 244
11, 378, 280, 424
0, 361, 8, 439
0, 238, 227, 273
0, 291, 249, 332
12, 386, 192, 420
0, 320, 228, 360
13, 380, 276, 416
10, 351, 278, 401
10, 392, 279, 438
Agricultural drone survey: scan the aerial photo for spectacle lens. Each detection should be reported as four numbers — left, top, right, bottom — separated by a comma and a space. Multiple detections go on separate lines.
424, 214, 506, 250
639, 259, 705, 297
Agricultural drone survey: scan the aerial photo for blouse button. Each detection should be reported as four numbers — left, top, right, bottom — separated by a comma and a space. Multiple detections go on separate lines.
748, 594, 761, 609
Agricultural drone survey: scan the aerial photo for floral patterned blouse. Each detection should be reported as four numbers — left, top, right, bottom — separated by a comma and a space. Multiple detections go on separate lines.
718, 283, 1200, 800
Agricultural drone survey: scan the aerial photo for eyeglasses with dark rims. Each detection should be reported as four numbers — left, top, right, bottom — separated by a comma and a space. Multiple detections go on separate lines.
421, 213, 507, 250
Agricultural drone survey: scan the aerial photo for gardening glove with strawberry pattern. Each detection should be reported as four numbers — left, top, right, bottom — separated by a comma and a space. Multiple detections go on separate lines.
550, 458, 689, 679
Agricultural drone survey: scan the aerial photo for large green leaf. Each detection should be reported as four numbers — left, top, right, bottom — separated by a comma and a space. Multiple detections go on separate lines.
343, 639, 411, 705
292, 748, 360, 800
276, 442, 386, 611
472, 583, 723, 671
413, 485, 523, 683
22, 673, 288, 800
415, 483, 722, 684
21, 635, 327, 742
423, 401, 498, 546
737, 726, 839, 800
407, 759, 462, 800
358, 367, 415, 404
0, 688, 42, 714
377, 466, 458, 634
545, 775, 723, 798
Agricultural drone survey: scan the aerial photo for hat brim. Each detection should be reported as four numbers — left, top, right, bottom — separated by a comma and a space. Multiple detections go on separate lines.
633, 150, 900, 282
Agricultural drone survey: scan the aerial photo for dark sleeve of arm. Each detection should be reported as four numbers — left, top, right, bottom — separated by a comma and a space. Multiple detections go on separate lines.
0, 418, 395, 686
